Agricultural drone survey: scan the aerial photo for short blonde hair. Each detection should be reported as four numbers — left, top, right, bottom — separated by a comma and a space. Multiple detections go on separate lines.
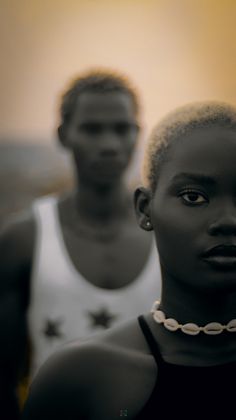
143, 101, 236, 192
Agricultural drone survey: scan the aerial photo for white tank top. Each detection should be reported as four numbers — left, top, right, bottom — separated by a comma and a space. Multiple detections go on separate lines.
27, 195, 161, 377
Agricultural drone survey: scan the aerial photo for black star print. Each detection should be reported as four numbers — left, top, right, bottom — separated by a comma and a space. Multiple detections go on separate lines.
42, 318, 64, 339
87, 307, 118, 329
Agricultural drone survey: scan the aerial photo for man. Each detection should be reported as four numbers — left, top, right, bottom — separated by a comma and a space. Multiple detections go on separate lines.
0, 70, 161, 418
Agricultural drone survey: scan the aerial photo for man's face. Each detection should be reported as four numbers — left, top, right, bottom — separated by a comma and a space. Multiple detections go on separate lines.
151, 125, 236, 293
64, 92, 139, 186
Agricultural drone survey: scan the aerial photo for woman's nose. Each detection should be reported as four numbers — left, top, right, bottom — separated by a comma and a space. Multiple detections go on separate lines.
208, 210, 236, 236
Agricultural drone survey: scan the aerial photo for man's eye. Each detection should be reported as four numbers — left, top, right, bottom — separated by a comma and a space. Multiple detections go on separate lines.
79, 123, 103, 135
114, 123, 130, 135
114, 123, 138, 136
180, 191, 208, 204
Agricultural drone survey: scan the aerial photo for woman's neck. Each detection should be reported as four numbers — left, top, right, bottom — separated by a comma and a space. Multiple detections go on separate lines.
150, 313, 236, 366
150, 279, 236, 366
160, 273, 236, 326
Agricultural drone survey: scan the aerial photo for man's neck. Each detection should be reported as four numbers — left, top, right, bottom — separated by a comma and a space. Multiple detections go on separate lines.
73, 181, 132, 224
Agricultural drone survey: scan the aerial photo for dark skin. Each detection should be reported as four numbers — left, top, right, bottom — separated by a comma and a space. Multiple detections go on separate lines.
0, 91, 153, 418
56, 92, 152, 288
23, 124, 236, 419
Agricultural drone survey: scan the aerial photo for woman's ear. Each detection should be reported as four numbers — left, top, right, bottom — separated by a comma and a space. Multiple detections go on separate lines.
134, 187, 153, 231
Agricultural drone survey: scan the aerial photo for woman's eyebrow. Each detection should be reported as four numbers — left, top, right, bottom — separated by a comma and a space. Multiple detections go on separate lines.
170, 172, 217, 186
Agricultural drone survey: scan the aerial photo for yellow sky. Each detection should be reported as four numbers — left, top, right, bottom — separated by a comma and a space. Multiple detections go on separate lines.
1, 0, 236, 143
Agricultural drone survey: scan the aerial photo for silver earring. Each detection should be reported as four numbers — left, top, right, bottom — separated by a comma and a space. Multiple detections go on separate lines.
146, 220, 151, 228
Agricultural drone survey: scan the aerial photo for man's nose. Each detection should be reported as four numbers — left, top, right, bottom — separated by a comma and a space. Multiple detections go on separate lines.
99, 135, 121, 157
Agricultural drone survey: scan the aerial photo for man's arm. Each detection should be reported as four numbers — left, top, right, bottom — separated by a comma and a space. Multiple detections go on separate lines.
0, 212, 35, 418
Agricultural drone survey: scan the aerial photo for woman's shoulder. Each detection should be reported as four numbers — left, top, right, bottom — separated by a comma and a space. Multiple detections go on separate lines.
23, 317, 157, 419
46, 316, 154, 382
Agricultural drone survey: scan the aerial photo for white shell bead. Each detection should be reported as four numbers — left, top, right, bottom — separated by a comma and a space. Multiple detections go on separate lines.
164, 318, 179, 331
153, 310, 165, 324
151, 301, 160, 313
203, 322, 223, 335
151, 301, 236, 335
181, 323, 200, 336
226, 319, 236, 332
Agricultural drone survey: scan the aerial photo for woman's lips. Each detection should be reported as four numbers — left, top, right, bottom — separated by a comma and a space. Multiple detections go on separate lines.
203, 255, 236, 268
202, 245, 236, 269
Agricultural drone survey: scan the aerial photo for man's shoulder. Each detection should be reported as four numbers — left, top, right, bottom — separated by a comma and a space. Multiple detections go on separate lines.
0, 207, 35, 240
0, 193, 58, 240
0, 208, 36, 275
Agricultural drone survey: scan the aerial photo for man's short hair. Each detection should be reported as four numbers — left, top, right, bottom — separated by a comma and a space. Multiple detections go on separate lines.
60, 69, 140, 125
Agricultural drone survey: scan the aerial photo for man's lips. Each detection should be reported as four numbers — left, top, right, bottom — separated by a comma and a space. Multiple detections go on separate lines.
92, 160, 124, 173
202, 245, 236, 268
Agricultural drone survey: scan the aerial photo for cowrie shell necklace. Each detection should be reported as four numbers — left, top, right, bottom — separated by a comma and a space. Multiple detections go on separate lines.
151, 300, 236, 336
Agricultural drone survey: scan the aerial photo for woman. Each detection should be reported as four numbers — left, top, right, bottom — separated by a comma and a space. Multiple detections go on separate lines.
23, 101, 236, 419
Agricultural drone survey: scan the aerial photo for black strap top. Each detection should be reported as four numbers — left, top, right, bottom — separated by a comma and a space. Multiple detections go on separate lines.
136, 315, 236, 419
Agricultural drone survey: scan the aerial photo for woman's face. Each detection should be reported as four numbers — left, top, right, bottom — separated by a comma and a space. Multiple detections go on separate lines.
150, 125, 236, 292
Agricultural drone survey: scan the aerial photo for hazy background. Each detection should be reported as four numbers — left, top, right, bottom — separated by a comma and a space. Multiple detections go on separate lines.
1, 0, 236, 223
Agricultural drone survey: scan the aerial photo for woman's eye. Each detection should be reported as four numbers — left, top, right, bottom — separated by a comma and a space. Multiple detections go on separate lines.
180, 191, 207, 204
